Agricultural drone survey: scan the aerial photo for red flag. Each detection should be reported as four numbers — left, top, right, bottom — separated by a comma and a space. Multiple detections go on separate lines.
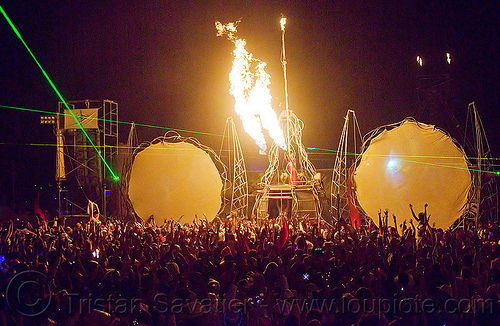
237, 230, 251, 253
244, 235, 251, 252
277, 216, 289, 251
347, 166, 361, 229
34, 190, 46, 221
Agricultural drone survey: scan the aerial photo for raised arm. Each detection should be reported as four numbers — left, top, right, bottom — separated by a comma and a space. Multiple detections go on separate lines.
424, 203, 429, 225
409, 204, 417, 221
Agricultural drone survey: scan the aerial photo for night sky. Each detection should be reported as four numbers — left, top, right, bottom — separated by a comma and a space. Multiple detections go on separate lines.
0, 1, 498, 211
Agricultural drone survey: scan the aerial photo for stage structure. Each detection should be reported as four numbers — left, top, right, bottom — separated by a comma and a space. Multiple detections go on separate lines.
56, 99, 118, 219
330, 110, 363, 226
252, 16, 328, 224
126, 132, 229, 224
219, 117, 249, 217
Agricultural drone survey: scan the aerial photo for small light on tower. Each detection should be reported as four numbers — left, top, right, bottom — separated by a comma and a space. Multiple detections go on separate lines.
416, 55, 423, 67
40, 115, 56, 125
446, 52, 451, 65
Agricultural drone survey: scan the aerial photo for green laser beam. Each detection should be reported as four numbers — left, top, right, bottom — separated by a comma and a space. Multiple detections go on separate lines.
3, 103, 499, 165
0, 5, 118, 181
0, 104, 223, 137
2, 141, 500, 174
2, 103, 500, 164
307, 147, 500, 162
307, 147, 361, 157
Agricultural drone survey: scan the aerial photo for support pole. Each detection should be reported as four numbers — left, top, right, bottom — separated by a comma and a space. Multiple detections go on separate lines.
280, 14, 292, 165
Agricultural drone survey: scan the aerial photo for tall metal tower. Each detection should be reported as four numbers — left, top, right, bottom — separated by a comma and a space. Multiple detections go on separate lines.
415, 52, 462, 139
219, 117, 249, 216
118, 122, 138, 220
56, 99, 118, 219
330, 110, 362, 223
464, 102, 499, 227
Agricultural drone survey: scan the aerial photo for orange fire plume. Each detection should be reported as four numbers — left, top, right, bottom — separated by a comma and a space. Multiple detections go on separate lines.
216, 20, 286, 151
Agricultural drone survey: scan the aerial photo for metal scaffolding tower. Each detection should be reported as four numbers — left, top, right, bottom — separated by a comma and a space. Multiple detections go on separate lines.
330, 110, 362, 223
56, 99, 118, 219
464, 102, 498, 227
414, 52, 462, 140
219, 117, 249, 216
118, 122, 138, 220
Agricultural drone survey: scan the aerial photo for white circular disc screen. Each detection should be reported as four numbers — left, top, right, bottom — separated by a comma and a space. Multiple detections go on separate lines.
128, 141, 222, 224
354, 120, 471, 230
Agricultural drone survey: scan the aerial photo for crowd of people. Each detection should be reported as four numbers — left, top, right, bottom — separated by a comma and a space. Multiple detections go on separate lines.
0, 206, 499, 326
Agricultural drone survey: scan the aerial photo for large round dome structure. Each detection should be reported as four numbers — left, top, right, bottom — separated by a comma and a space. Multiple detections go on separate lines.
128, 140, 223, 224
353, 120, 472, 230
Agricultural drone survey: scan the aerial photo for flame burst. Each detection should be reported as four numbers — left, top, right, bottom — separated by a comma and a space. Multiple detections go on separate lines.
216, 21, 286, 151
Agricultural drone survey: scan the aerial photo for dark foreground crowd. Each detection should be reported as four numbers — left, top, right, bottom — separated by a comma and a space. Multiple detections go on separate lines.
0, 208, 499, 326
